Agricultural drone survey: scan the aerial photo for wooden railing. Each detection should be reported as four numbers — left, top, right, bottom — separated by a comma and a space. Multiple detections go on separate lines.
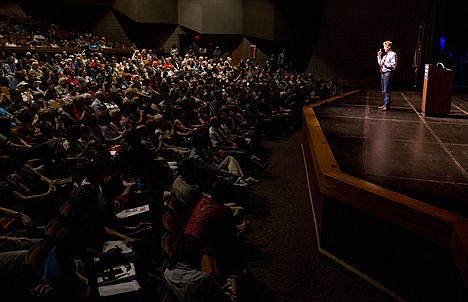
302, 90, 468, 300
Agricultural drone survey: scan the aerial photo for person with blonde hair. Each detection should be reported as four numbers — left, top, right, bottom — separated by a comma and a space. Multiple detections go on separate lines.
377, 40, 397, 111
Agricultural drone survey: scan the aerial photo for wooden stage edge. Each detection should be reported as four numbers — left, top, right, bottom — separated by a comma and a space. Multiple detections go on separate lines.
302, 90, 468, 297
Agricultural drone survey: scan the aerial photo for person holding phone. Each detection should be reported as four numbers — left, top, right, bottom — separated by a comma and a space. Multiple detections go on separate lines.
377, 41, 398, 111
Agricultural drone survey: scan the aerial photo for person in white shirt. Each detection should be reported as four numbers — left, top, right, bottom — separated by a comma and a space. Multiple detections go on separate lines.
377, 41, 398, 111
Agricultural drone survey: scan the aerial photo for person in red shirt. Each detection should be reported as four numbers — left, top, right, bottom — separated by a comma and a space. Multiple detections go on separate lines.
184, 182, 236, 257
184, 181, 251, 273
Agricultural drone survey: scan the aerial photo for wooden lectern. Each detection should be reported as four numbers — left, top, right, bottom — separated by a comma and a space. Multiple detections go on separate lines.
421, 64, 454, 115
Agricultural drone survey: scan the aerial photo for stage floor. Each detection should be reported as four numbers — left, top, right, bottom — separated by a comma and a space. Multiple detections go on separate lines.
314, 90, 468, 217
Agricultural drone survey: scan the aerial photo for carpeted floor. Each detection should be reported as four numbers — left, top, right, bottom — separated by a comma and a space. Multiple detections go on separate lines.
243, 131, 396, 302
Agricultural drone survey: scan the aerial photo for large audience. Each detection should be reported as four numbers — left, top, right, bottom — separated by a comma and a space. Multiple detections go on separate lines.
0, 16, 343, 301
0, 14, 128, 49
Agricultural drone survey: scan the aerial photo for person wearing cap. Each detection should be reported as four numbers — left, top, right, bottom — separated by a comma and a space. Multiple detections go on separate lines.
16, 81, 34, 104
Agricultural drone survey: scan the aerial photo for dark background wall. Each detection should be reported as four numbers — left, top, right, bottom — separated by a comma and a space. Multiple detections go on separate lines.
307, 0, 431, 87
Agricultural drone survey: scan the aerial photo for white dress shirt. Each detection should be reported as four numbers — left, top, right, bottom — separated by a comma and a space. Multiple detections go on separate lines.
377, 50, 397, 73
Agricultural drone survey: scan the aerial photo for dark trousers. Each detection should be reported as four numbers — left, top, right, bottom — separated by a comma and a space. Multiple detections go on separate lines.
381, 71, 392, 107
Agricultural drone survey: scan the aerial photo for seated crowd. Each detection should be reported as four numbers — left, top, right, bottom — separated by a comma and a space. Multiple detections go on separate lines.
0, 14, 128, 49
0, 38, 341, 301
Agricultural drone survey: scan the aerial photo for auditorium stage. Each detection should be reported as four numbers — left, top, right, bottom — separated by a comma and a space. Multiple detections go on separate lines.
313, 90, 468, 218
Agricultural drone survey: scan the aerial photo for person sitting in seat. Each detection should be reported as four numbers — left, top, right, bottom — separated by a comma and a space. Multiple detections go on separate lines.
97, 111, 126, 145
189, 131, 257, 187
170, 158, 203, 225
184, 181, 251, 273
0, 155, 57, 211
43, 225, 89, 302
163, 234, 238, 302
0, 206, 47, 292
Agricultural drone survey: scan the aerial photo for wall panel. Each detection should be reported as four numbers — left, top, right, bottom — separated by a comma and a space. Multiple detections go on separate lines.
201, 0, 242, 34
113, 0, 178, 24
178, 0, 203, 32
243, 0, 275, 40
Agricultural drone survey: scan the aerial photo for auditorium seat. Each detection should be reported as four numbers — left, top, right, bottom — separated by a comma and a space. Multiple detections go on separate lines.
25, 240, 48, 281
44, 216, 61, 242
162, 210, 183, 244
160, 231, 177, 257
201, 253, 219, 275
59, 201, 71, 217
163, 191, 188, 227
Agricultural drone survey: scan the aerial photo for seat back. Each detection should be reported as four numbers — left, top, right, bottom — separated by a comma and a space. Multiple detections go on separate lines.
45, 216, 62, 241
201, 253, 219, 275
161, 231, 178, 257
164, 191, 189, 227
162, 210, 183, 242
59, 201, 72, 217
25, 240, 48, 280
161, 291, 179, 302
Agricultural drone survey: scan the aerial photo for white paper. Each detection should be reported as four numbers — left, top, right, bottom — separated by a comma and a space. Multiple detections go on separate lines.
98, 280, 141, 296
102, 240, 132, 254
115, 204, 150, 219
97, 262, 137, 285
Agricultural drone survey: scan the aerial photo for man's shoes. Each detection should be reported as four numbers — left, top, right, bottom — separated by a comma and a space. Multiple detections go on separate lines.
378, 105, 385, 109
380, 106, 389, 111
